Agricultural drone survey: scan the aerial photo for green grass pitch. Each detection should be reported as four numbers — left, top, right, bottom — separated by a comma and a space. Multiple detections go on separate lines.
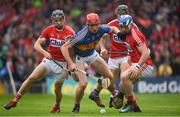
0, 93, 180, 116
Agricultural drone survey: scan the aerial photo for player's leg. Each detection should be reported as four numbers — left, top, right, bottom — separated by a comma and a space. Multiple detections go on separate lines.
108, 69, 119, 108
105, 57, 129, 109
51, 73, 67, 113
109, 60, 130, 109
89, 57, 116, 107
130, 65, 153, 112
72, 61, 87, 113
119, 67, 141, 112
4, 63, 48, 110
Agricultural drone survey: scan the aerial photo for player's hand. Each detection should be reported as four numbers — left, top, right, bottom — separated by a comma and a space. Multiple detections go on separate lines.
68, 63, 77, 71
129, 65, 140, 79
44, 52, 52, 60
117, 32, 126, 41
100, 49, 108, 57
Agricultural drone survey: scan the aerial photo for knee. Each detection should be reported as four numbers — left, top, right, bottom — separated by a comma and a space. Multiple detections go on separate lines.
131, 77, 140, 84
107, 72, 114, 81
54, 81, 63, 90
79, 82, 87, 90
54, 81, 62, 86
120, 75, 128, 83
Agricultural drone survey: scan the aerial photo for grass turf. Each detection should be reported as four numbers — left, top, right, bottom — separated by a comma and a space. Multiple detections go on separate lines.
0, 93, 180, 116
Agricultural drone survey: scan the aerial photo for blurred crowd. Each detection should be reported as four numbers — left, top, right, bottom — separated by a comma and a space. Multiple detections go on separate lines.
0, 0, 179, 82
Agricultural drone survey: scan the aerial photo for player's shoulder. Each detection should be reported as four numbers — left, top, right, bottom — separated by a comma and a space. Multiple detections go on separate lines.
41, 25, 55, 33
45, 25, 55, 30
131, 25, 146, 41
108, 19, 118, 26
132, 23, 139, 30
42, 25, 55, 32
64, 25, 75, 32
74, 26, 88, 39
78, 26, 88, 34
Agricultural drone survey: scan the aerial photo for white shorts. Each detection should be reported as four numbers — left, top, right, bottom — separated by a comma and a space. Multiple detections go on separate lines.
40, 58, 67, 82
76, 51, 100, 65
108, 57, 129, 69
132, 63, 154, 78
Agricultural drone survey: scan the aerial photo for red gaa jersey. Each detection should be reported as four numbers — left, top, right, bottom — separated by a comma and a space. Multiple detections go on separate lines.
40, 25, 75, 61
125, 26, 153, 66
108, 19, 138, 58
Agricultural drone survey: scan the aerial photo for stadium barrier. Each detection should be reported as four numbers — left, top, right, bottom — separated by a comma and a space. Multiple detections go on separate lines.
46, 76, 180, 95
133, 77, 180, 93
114, 76, 180, 93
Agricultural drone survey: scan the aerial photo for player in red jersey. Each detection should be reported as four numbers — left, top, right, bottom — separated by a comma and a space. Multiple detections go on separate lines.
117, 15, 153, 113
98, 5, 130, 109
3, 10, 76, 112
90, 5, 137, 109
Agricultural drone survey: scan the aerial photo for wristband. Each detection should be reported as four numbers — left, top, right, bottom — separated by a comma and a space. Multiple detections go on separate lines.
135, 64, 141, 69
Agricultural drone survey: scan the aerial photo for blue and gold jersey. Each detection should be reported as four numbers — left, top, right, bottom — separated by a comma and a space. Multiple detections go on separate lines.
69, 25, 111, 57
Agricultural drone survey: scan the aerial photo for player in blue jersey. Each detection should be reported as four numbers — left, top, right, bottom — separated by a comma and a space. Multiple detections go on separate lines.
61, 13, 122, 112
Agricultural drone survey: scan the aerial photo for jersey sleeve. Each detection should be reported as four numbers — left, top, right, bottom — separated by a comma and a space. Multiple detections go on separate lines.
69, 26, 88, 48
101, 25, 111, 33
131, 28, 146, 47
39, 27, 50, 41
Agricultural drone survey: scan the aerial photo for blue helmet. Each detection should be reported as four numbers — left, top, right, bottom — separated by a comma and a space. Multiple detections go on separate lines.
118, 15, 133, 26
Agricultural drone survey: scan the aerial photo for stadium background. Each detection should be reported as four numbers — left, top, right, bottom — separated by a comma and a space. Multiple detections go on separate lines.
0, 0, 179, 116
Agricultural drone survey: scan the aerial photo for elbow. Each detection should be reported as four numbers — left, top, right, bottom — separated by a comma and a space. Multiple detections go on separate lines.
146, 48, 150, 57
61, 44, 68, 52
60, 45, 65, 51
34, 42, 38, 51
61, 44, 70, 51
144, 50, 150, 59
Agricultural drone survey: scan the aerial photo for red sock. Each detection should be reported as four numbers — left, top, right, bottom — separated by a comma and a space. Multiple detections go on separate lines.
126, 96, 138, 107
133, 100, 138, 107
13, 93, 22, 102
55, 104, 59, 107
126, 95, 134, 103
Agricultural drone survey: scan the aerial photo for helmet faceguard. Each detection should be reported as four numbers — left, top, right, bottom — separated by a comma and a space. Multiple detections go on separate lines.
118, 15, 133, 27
51, 10, 65, 21
115, 5, 128, 15
118, 15, 133, 35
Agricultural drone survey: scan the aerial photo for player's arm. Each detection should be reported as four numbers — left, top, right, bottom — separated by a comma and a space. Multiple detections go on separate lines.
99, 35, 108, 55
61, 40, 74, 64
136, 44, 150, 67
64, 35, 75, 59
62, 27, 87, 70
108, 26, 127, 40
129, 43, 150, 79
61, 36, 79, 70
34, 37, 52, 59
108, 26, 120, 34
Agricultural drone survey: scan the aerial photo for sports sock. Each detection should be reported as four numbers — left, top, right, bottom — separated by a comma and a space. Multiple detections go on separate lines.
126, 95, 138, 107
133, 100, 138, 107
55, 103, 59, 107
13, 93, 22, 102
126, 95, 134, 104
92, 89, 99, 96
75, 103, 80, 107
